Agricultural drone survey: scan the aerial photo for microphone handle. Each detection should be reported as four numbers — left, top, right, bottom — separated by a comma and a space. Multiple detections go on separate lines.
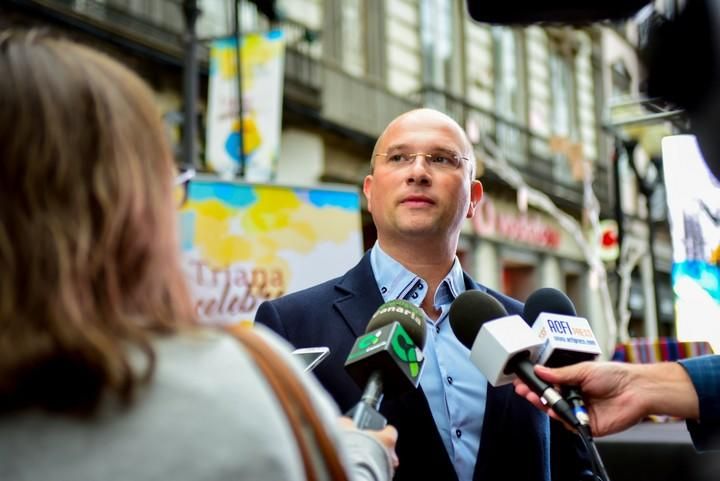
346, 371, 388, 430
350, 402, 388, 430
561, 384, 591, 427
511, 356, 581, 429
360, 371, 384, 409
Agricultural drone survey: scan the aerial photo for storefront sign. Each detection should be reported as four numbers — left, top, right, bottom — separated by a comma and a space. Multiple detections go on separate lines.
472, 198, 561, 249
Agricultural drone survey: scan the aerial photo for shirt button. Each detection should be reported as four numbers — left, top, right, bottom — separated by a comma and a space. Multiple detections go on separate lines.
436, 326, 441, 334
456, 429, 462, 438
381, 286, 387, 294
418, 283, 423, 290
447, 376, 453, 385
411, 292, 419, 299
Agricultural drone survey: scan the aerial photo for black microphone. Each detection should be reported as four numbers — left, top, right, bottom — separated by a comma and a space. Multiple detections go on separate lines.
523, 288, 602, 428
449, 290, 583, 429
465, 0, 650, 24
344, 299, 427, 429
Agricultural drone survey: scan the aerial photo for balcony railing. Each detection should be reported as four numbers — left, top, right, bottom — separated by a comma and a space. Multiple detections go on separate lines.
23, 0, 610, 210
280, 19, 418, 139
420, 86, 610, 209
321, 66, 419, 139
21, 0, 196, 62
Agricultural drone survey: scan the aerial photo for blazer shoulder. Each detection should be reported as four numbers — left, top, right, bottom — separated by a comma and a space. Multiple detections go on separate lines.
266, 253, 373, 311
266, 275, 344, 311
464, 275, 524, 318
486, 287, 524, 316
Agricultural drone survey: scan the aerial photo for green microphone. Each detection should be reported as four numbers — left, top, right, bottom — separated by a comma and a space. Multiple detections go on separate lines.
345, 299, 427, 429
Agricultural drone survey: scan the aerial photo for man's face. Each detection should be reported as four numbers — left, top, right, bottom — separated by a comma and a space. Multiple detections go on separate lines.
363, 110, 483, 245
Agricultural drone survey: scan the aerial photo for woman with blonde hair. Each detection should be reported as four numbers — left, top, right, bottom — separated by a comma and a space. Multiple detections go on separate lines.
0, 30, 396, 481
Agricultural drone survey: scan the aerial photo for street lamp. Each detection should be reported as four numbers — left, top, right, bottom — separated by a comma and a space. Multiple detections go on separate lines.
181, 0, 201, 170
609, 99, 674, 338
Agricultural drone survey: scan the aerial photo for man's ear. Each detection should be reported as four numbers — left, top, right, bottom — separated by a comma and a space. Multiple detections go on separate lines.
363, 175, 374, 213
466, 180, 483, 218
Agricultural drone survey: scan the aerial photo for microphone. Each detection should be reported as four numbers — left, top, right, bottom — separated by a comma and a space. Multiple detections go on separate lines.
449, 290, 582, 429
523, 288, 602, 427
344, 299, 427, 429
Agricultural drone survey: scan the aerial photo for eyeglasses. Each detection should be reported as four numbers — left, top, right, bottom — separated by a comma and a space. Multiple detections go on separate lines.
173, 167, 195, 208
374, 151, 469, 171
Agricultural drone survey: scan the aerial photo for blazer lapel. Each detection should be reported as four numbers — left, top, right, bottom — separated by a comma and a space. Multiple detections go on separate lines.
463, 275, 514, 481
472, 384, 512, 480
333, 252, 385, 338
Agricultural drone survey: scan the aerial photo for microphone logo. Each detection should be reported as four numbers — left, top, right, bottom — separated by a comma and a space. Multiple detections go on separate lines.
345, 322, 425, 389
348, 330, 387, 360
538, 326, 548, 339
391, 326, 424, 378
358, 330, 383, 350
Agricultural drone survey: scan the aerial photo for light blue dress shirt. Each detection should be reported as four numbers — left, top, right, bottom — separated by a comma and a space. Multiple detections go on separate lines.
370, 243, 488, 481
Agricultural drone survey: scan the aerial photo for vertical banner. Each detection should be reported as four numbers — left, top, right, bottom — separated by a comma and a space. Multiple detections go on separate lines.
206, 30, 284, 181
662, 135, 720, 352
178, 178, 364, 327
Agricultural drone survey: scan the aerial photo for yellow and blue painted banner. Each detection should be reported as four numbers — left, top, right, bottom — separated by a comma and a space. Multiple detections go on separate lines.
206, 30, 284, 181
179, 177, 363, 326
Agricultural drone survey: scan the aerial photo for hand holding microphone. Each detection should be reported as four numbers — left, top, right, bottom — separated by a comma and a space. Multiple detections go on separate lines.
513, 361, 701, 438
450, 289, 614, 481
337, 416, 400, 470
448, 290, 584, 430
452, 288, 613, 481
522, 288, 602, 427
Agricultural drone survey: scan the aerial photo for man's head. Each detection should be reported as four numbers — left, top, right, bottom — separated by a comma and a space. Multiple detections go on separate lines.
370, 110, 478, 180
364, 108, 483, 248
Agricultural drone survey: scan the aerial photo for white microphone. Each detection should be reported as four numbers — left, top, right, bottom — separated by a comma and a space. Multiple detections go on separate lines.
449, 290, 583, 429
524, 288, 603, 426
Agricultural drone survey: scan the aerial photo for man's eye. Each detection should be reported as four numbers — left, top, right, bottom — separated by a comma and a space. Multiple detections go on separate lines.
431, 155, 452, 164
389, 154, 405, 162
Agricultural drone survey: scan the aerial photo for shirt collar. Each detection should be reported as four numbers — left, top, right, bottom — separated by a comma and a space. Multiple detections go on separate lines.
369, 242, 466, 309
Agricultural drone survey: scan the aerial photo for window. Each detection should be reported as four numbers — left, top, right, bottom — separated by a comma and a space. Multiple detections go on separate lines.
563, 260, 587, 316
549, 50, 576, 140
548, 39, 579, 184
420, 0, 453, 88
420, 0, 464, 112
492, 27, 525, 164
611, 61, 632, 99
341, 0, 367, 76
502, 263, 537, 303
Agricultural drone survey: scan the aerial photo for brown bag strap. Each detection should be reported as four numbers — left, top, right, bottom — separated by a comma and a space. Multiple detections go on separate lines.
226, 325, 349, 481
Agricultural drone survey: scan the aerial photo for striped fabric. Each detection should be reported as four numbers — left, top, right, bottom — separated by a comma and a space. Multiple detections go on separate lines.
611, 337, 714, 363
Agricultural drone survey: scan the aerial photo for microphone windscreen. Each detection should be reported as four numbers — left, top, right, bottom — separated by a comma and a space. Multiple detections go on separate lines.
449, 290, 508, 349
523, 287, 576, 323
366, 299, 427, 349
465, 0, 650, 24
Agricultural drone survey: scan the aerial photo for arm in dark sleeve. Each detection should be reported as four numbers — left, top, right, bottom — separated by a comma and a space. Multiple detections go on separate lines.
678, 355, 720, 451
254, 300, 290, 340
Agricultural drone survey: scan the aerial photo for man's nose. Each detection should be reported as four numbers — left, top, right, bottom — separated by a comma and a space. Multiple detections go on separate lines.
407, 154, 431, 184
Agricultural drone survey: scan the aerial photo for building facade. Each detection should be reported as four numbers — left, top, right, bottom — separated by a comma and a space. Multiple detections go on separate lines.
6, 0, 683, 355
600, 4, 679, 343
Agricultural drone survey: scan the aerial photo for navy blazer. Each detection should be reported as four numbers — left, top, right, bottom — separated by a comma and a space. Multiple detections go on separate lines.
255, 252, 592, 481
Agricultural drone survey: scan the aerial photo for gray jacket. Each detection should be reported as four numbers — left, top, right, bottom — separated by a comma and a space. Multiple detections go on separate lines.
0, 327, 392, 481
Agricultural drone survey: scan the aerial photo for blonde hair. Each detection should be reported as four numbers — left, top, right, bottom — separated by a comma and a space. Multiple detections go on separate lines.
0, 31, 195, 413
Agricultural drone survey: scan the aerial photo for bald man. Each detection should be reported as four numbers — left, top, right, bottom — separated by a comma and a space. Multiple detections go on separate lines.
256, 109, 592, 481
